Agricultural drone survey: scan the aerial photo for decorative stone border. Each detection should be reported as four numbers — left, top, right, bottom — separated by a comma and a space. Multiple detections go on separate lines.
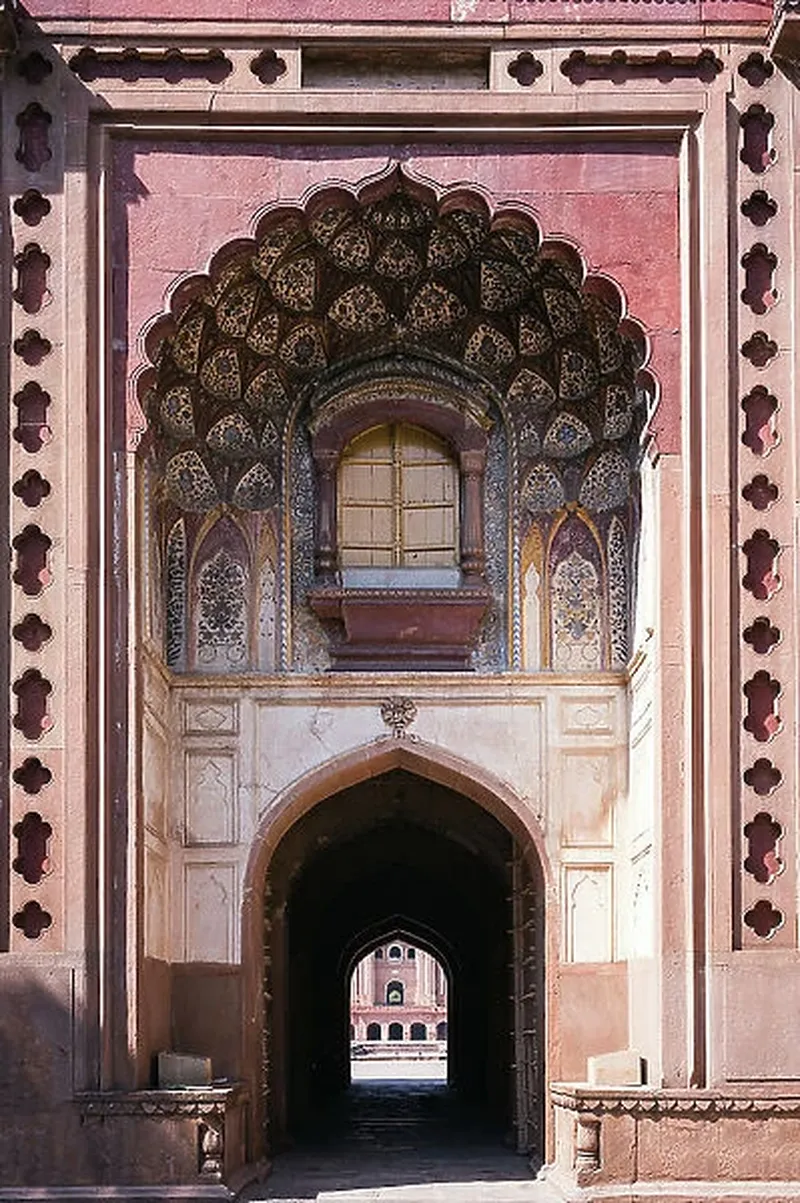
551, 1084, 800, 1117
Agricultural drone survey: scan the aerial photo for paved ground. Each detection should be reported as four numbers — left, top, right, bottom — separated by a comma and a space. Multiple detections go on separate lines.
238, 1067, 559, 1203
350, 1058, 447, 1082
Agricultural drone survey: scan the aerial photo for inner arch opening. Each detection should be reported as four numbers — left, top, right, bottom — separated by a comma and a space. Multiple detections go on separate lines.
263, 767, 545, 1159
348, 927, 450, 1084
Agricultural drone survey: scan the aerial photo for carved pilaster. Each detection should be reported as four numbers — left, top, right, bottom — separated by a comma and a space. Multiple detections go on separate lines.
313, 449, 339, 583
459, 448, 487, 584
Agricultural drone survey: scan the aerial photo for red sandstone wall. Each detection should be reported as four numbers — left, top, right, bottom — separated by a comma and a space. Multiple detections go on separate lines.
25, 0, 772, 25
116, 139, 681, 450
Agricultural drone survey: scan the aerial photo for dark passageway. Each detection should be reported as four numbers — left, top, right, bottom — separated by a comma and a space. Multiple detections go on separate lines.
261, 768, 546, 1173
239, 1077, 547, 1201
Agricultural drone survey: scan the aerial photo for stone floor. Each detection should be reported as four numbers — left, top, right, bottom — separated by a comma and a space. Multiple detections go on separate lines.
238, 1070, 560, 1203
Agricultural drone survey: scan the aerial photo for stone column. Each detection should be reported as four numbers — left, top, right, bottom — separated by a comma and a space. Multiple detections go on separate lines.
459, 449, 486, 583
313, 449, 339, 583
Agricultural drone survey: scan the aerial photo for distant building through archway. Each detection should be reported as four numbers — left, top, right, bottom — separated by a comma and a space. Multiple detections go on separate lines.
350, 939, 449, 1071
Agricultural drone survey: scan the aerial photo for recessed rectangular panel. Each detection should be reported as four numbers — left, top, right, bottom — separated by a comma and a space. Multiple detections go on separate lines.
560, 749, 616, 847
184, 863, 236, 964
184, 753, 235, 845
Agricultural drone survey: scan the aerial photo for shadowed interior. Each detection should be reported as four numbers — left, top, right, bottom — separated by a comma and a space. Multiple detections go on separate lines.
264, 768, 544, 1148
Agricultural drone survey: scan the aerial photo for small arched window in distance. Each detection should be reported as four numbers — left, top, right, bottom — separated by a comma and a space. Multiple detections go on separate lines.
436, 1021, 448, 1040
388, 1022, 403, 1041
388, 944, 402, 959
407, 947, 415, 960
386, 980, 404, 1005
338, 424, 459, 579
366, 1022, 381, 1040
410, 1022, 427, 1041
349, 1024, 355, 1040
375, 948, 383, 959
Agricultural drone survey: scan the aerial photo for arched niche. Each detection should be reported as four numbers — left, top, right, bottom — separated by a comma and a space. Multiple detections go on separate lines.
137, 167, 654, 673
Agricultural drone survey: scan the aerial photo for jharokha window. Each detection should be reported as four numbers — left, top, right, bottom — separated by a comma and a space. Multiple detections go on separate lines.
308, 380, 492, 671
338, 424, 459, 572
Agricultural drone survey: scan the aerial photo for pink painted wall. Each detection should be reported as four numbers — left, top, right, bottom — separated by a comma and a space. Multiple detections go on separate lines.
115, 139, 680, 450
26, 0, 771, 24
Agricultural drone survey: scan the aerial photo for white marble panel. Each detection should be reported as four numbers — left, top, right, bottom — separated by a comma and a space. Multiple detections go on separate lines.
184, 863, 237, 963
254, 698, 546, 821
184, 753, 235, 845
560, 750, 616, 847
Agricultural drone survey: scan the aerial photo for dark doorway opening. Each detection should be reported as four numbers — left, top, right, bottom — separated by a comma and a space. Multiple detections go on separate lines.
263, 768, 545, 1162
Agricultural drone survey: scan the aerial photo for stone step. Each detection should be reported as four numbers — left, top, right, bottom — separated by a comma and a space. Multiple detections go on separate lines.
316, 1182, 561, 1201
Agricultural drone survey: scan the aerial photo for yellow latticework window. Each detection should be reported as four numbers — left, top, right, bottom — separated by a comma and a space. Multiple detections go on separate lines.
338, 424, 459, 569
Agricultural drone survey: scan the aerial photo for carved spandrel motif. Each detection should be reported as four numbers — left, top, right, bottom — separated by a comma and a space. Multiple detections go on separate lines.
184, 703, 238, 734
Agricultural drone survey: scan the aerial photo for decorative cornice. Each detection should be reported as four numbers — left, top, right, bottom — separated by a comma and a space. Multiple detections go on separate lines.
551, 1085, 800, 1118
310, 585, 492, 604
77, 1084, 248, 1121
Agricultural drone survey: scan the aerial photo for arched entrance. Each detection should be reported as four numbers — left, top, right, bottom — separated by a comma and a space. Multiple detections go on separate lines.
241, 740, 551, 1163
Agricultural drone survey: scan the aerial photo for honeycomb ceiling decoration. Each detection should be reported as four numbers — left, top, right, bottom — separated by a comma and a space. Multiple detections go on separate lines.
145, 172, 649, 513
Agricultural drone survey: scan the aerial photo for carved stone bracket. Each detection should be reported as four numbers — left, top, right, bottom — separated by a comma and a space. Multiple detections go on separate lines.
309, 586, 491, 671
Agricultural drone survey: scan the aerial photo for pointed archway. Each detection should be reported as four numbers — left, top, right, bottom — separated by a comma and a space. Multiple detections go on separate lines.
240, 738, 553, 1163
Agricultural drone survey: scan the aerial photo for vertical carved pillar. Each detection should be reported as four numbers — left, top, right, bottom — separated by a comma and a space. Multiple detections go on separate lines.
733, 66, 796, 952
5, 37, 67, 959
459, 448, 486, 584
313, 449, 338, 584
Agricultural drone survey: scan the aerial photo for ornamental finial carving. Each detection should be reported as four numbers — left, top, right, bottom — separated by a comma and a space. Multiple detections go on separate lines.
380, 696, 417, 737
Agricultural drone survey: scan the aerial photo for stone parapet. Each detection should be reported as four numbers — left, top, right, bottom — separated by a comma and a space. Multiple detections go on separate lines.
77, 1084, 249, 1186
550, 1083, 800, 1195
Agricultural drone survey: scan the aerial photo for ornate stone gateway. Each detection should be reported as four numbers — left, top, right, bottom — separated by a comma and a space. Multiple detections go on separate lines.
4, 2, 800, 1197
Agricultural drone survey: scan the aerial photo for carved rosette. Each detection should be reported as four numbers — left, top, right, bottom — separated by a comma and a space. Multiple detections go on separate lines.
380, 696, 417, 737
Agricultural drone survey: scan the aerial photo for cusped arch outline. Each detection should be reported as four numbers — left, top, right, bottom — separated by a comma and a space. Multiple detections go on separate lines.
132, 166, 656, 520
